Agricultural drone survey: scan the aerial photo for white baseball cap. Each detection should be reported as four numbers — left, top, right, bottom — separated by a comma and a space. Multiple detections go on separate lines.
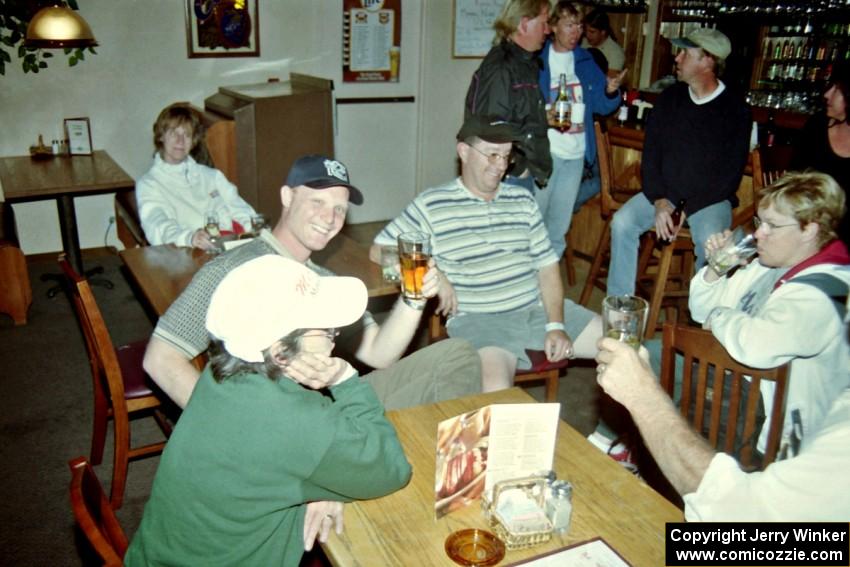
206, 256, 367, 363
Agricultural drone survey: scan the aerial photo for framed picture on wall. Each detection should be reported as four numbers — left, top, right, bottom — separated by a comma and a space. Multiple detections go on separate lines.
185, 0, 260, 58
64, 117, 92, 155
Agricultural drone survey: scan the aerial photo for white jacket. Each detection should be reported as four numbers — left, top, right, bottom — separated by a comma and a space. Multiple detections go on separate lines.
136, 154, 256, 247
684, 386, 850, 521
689, 255, 850, 454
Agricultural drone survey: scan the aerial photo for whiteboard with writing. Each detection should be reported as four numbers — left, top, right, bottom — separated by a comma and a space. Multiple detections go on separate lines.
453, 0, 502, 58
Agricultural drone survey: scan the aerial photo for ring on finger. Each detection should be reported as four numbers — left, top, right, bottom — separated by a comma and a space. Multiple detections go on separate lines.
597, 363, 606, 374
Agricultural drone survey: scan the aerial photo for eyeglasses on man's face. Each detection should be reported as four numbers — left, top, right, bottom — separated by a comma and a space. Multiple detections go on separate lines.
468, 144, 514, 165
753, 216, 798, 234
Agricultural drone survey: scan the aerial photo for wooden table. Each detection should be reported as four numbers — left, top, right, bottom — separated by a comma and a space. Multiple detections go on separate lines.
119, 244, 211, 317
322, 388, 682, 567
0, 151, 134, 275
120, 234, 397, 317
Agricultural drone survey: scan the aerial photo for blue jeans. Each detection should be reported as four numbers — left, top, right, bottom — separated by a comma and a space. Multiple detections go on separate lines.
607, 193, 732, 296
533, 156, 584, 259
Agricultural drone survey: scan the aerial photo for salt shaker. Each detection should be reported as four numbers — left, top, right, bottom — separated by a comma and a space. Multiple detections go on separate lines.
546, 481, 573, 534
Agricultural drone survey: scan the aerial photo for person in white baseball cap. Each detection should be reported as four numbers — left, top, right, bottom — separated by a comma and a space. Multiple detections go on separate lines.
125, 256, 412, 567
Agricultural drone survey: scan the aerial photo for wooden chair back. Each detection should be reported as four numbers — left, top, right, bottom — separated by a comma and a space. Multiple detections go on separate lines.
595, 121, 641, 218
60, 255, 169, 509
731, 149, 762, 229
68, 456, 128, 565
660, 322, 789, 469
60, 256, 130, 424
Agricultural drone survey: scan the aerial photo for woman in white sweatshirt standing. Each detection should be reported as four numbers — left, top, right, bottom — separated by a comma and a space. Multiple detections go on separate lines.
136, 103, 256, 250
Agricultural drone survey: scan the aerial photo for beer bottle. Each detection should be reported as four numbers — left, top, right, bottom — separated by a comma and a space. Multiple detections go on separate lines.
553, 73, 571, 132
656, 199, 686, 248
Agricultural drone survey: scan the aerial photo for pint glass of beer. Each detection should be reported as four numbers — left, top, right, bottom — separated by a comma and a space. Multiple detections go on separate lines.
397, 231, 431, 306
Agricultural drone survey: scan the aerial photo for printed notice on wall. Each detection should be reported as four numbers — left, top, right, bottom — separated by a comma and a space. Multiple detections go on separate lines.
343, 0, 401, 83
453, 0, 502, 58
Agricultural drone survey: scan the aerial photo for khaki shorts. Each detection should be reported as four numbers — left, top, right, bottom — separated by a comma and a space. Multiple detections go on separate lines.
446, 300, 595, 369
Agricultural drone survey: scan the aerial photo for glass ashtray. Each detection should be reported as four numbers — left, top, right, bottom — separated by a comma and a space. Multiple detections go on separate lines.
445, 528, 506, 566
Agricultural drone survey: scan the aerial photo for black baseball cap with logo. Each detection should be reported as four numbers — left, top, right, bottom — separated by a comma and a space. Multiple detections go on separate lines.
456, 115, 520, 144
285, 155, 364, 205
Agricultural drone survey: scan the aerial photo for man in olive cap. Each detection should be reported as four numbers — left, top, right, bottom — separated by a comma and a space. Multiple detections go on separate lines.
607, 28, 751, 298
371, 115, 603, 391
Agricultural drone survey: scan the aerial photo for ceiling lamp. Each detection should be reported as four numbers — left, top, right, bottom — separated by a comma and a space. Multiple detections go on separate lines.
24, 3, 98, 49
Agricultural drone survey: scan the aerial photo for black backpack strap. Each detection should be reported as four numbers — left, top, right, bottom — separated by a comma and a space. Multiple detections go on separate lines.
788, 272, 849, 321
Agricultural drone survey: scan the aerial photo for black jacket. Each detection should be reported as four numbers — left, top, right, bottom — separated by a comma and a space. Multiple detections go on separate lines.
464, 39, 552, 187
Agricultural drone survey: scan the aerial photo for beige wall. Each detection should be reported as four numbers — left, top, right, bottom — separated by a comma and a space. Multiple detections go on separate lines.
418, 1, 485, 191
3, 0, 477, 255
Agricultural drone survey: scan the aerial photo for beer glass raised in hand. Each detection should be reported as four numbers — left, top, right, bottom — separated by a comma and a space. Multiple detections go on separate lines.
397, 232, 431, 307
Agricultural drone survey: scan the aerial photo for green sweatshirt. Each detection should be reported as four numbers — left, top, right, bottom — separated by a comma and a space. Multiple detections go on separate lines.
125, 367, 411, 566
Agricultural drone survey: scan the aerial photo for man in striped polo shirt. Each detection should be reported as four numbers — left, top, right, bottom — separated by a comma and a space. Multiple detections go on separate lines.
371, 115, 602, 391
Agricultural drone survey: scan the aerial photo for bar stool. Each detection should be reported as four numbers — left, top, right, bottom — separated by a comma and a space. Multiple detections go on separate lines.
0, 202, 32, 325
578, 122, 642, 306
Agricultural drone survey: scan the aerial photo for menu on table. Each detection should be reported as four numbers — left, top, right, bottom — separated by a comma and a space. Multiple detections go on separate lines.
505, 537, 631, 567
434, 403, 560, 519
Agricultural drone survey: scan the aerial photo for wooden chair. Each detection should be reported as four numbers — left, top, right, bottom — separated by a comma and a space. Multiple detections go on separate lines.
68, 456, 128, 566
659, 322, 789, 470
429, 313, 566, 402
60, 256, 172, 509
0, 203, 32, 325
634, 149, 762, 339
753, 143, 792, 190
578, 121, 643, 306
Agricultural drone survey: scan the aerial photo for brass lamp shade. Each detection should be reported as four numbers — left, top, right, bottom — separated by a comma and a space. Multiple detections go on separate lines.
25, 5, 98, 48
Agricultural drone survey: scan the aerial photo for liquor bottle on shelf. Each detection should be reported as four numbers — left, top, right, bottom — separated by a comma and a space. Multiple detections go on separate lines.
764, 113, 776, 148
783, 39, 794, 59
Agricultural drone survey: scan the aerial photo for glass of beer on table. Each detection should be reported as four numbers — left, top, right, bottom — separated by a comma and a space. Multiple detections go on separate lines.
397, 231, 431, 307
602, 295, 648, 350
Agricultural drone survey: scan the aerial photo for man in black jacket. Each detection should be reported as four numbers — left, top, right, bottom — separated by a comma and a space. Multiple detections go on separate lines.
464, 0, 552, 190
607, 28, 750, 297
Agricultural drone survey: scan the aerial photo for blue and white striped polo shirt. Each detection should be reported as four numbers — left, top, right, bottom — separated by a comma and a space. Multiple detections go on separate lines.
375, 178, 558, 314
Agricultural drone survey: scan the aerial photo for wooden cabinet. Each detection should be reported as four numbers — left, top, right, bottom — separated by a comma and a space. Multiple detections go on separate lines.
202, 73, 335, 223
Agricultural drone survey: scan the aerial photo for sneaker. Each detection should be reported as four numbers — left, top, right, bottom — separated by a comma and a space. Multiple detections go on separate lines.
586, 431, 640, 476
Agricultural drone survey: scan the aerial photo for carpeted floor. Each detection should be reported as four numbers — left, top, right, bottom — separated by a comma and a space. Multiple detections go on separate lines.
0, 246, 608, 566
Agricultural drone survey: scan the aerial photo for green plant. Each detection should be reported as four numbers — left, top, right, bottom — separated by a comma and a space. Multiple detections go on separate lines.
0, 0, 97, 75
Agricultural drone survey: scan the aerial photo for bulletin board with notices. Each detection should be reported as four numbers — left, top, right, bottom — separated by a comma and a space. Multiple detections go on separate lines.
342, 0, 402, 83
453, 0, 503, 58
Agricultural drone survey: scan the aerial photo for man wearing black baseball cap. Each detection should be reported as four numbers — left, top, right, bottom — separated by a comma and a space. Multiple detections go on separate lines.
372, 115, 603, 392
143, 153, 482, 542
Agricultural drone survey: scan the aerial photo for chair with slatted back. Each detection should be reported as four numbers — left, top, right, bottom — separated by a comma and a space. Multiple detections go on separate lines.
634, 149, 762, 339
578, 121, 643, 306
428, 313, 566, 402
68, 456, 128, 566
659, 322, 789, 470
60, 255, 172, 509
754, 143, 792, 191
